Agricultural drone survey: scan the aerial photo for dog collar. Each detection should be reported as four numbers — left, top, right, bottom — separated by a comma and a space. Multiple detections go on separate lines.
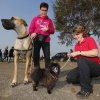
17, 34, 29, 39
50, 73, 58, 80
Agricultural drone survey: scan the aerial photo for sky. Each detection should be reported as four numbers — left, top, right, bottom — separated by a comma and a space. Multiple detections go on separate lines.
0, 0, 99, 57
0, 0, 74, 56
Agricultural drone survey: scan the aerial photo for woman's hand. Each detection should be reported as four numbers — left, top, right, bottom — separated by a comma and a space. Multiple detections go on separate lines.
68, 51, 80, 57
41, 26, 48, 32
31, 33, 37, 39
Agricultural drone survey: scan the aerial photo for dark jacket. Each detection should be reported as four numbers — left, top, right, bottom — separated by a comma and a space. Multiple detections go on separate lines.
9, 48, 14, 57
0, 50, 2, 57
4, 49, 8, 56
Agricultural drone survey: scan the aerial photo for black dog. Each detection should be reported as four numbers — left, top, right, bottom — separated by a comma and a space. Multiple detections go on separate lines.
30, 62, 60, 94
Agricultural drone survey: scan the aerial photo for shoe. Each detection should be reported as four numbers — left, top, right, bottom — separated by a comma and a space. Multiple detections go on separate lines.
76, 91, 92, 99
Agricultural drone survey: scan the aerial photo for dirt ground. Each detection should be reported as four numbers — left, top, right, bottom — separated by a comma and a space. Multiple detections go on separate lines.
0, 61, 100, 100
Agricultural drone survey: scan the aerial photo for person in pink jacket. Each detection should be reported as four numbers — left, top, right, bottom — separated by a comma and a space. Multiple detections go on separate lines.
29, 2, 55, 69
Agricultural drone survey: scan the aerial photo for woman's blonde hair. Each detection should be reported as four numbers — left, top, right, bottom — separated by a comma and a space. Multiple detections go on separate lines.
73, 25, 88, 37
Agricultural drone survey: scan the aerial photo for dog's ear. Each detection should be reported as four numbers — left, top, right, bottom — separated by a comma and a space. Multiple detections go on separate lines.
21, 19, 28, 26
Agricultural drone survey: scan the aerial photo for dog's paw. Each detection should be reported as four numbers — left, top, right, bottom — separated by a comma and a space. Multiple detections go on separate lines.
47, 90, 52, 94
23, 80, 30, 85
11, 83, 17, 88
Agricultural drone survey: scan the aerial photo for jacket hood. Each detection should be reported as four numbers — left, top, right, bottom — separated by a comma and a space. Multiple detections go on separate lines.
37, 15, 49, 19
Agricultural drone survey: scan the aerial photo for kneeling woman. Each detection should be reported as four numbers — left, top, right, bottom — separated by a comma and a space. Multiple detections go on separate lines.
66, 25, 100, 99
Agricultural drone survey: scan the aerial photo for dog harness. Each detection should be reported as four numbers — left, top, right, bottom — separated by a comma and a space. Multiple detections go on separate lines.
14, 34, 33, 56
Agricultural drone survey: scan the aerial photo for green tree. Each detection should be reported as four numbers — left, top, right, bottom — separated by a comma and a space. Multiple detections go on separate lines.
53, 0, 100, 46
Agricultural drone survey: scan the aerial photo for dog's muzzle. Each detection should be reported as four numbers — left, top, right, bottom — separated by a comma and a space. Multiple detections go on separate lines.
1, 19, 15, 30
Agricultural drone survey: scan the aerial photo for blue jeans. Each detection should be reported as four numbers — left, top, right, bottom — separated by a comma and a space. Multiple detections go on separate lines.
33, 41, 50, 68
66, 57, 100, 92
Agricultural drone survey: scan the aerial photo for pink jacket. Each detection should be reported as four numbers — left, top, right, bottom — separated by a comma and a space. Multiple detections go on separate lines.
29, 15, 55, 42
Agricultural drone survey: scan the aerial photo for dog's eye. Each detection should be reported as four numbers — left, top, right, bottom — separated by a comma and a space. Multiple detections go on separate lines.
11, 17, 14, 20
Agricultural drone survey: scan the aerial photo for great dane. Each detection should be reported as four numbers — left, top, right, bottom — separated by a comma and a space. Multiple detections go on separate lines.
1, 16, 33, 87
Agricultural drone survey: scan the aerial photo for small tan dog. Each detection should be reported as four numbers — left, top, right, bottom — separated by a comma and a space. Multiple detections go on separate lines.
1, 16, 33, 87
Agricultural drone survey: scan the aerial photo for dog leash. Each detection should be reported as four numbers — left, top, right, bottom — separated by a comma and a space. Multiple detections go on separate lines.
61, 57, 71, 70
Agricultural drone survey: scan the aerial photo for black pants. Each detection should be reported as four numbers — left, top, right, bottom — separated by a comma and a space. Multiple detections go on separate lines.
66, 57, 100, 92
33, 41, 50, 68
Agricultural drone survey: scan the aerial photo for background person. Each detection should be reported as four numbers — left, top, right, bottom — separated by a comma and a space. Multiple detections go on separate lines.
66, 25, 100, 99
2, 46, 8, 62
29, 2, 55, 69
0, 49, 3, 62
8, 46, 14, 63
